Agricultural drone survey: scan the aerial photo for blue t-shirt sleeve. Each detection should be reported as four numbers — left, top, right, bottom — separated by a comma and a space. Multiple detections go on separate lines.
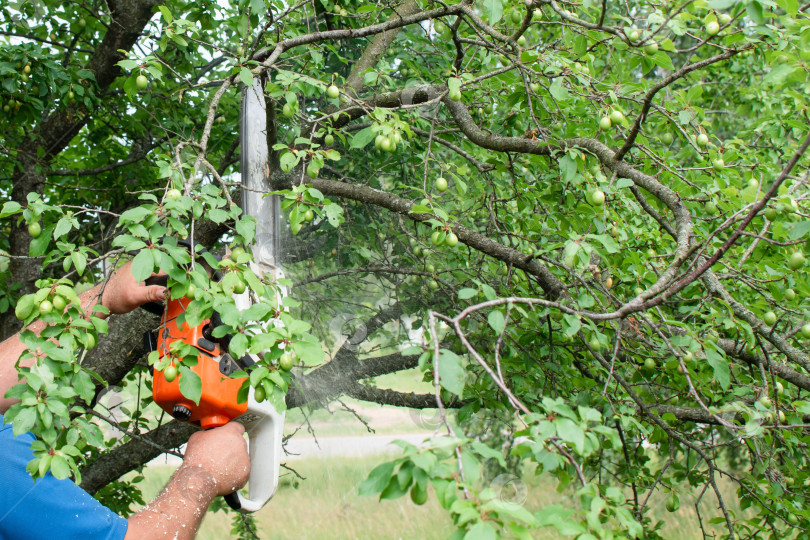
0, 414, 128, 540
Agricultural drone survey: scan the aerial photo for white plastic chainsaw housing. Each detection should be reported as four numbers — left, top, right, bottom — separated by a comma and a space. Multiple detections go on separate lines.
232, 386, 286, 513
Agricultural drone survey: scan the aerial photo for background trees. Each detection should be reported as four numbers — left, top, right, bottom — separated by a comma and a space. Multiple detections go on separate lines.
1, 0, 809, 537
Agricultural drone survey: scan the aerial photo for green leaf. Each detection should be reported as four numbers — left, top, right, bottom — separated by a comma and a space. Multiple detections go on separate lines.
158, 5, 173, 23
778, 0, 798, 15
488, 310, 506, 334
359, 461, 395, 496
363, 71, 379, 85
119, 206, 153, 224
549, 78, 569, 102
53, 217, 73, 240
705, 346, 730, 390
460, 449, 481, 483
71, 252, 87, 276
464, 522, 497, 540
279, 152, 300, 173
559, 154, 577, 183
178, 366, 202, 405
239, 67, 254, 87
458, 288, 478, 300
615, 178, 634, 189
112, 235, 147, 250
763, 65, 797, 86
660, 38, 676, 52
323, 204, 343, 228
72, 371, 95, 403
438, 349, 465, 396
652, 51, 674, 70
29, 225, 54, 257
235, 216, 257, 245
208, 209, 229, 224
379, 474, 408, 500
483, 498, 536, 525
116, 59, 141, 71
292, 340, 323, 365
249, 0, 265, 14
554, 417, 585, 454
678, 110, 693, 125
15, 294, 36, 321
746, 0, 764, 24
471, 441, 506, 467
482, 0, 503, 24
130, 249, 154, 283
0, 201, 21, 218
237, 13, 249, 38
708, 0, 737, 8
230, 333, 249, 359
410, 451, 437, 473
50, 455, 71, 479
788, 221, 810, 240
11, 407, 36, 436
586, 233, 619, 254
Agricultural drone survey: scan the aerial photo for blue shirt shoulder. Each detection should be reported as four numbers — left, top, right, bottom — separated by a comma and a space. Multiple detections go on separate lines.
0, 414, 128, 540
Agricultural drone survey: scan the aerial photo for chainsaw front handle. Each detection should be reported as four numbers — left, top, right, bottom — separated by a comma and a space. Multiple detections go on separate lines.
228, 387, 286, 513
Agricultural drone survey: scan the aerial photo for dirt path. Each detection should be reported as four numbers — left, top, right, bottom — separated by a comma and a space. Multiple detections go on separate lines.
148, 431, 433, 467
147, 404, 440, 467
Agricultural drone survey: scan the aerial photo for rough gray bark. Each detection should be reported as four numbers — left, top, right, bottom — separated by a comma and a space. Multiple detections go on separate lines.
343, 1, 420, 96
81, 420, 196, 495
82, 310, 160, 392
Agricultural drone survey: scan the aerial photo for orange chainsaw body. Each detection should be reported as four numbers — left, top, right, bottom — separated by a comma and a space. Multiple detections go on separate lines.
152, 298, 247, 430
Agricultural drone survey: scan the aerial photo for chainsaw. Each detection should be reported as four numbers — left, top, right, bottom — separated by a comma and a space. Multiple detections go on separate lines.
145, 78, 286, 513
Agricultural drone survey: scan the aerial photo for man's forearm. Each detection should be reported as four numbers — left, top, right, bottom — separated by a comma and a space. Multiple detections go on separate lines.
124, 465, 219, 540
0, 283, 105, 414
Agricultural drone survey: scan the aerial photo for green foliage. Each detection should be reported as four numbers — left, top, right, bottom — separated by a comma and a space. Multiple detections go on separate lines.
2, 0, 810, 537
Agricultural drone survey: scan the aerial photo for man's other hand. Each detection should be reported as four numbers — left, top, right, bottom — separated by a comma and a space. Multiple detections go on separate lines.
100, 261, 166, 315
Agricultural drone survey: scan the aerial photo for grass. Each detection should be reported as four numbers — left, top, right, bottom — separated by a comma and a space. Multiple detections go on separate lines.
122, 366, 761, 538
133, 457, 455, 540
131, 453, 753, 539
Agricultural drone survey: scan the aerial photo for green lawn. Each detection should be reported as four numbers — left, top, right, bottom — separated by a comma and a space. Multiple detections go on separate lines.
132, 453, 754, 539
135, 457, 456, 540
124, 369, 760, 539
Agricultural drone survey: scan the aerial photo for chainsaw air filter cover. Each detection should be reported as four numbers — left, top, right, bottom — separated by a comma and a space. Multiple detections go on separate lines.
152, 297, 248, 430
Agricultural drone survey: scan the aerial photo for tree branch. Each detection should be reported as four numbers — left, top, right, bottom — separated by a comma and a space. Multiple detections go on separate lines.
343, 381, 449, 409
343, 1, 420, 97
80, 420, 197, 495
307, 176, 565, 298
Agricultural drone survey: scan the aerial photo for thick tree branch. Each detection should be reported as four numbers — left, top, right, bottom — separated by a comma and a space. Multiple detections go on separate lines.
288, 345, 419, 408
83, 310, 160, 396
343, 381, 447, 409
80, 420, 197, 495
343, 1, 420, 97
307, 176, 565, 298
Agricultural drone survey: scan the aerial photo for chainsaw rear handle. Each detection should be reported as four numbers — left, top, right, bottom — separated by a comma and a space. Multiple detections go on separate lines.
223, 386, 286, 513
